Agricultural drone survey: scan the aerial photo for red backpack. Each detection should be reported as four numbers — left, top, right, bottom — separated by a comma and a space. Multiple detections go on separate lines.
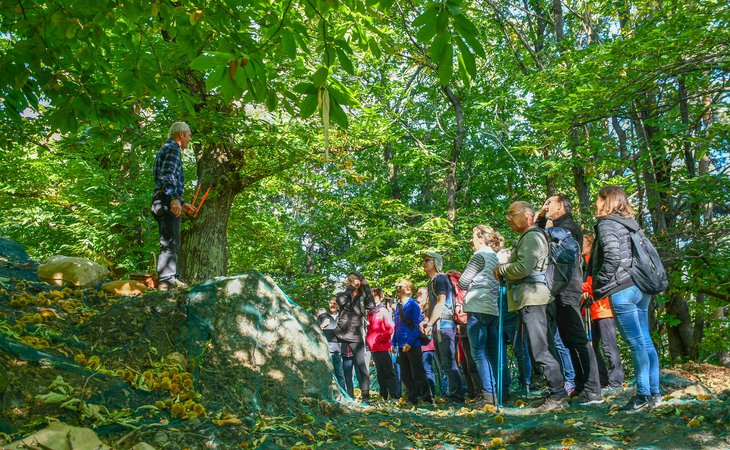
446, 270, 468, 324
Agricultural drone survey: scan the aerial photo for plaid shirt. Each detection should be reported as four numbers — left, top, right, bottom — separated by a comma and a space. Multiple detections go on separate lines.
153, 138, 186, 204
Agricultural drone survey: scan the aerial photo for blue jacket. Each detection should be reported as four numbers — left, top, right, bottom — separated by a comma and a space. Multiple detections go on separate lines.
392, 298, 422, 349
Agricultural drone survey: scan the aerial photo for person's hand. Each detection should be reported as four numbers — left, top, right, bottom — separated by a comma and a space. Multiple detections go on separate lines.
403, 343, 411, 353
362, 278, 369, 286
182, 202, 197, 216
391, 345, 396, 353
493, 265, 502, 281
421, 322, 433, 336
320, 318, 330, 329
581, 292, 591, 301
170, 198, 182, 217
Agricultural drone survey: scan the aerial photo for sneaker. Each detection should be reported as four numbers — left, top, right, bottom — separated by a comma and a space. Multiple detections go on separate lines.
650, 393, 665, 407
620, 395, 651, 412
159, 279, 189, 291
573, 391, 604, 405
564, 382, 576, 397
533, 397, 568, 413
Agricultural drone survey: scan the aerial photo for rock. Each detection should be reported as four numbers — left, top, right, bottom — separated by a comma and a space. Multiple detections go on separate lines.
667, 384, 712, 399
131, 443, 156, 450
38, 255, 110, 287
153, 431, 169, 445
187, 272, 333, 412
101, 279, 148, 296
0, 238, 29, 262
7, 421, 111, 449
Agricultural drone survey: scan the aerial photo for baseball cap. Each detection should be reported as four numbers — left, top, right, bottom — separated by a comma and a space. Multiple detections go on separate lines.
420, 251, 443, 271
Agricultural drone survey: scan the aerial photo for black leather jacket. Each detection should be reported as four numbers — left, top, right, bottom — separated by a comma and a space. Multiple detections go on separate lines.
334, 285, 374, 343
591, 214, 638, 299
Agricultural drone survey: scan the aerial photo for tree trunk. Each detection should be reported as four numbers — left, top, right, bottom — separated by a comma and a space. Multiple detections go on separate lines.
570, 127, 591, 217
442, 85, 464, 224
180, 141, 244, 283
666, 292, 694, 362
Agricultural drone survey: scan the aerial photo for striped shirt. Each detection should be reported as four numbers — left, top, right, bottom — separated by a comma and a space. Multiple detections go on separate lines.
153, 138, 186, 204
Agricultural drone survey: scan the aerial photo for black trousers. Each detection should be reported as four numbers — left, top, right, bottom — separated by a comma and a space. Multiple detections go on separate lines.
343, 340, 370, 397
372, 351, 399, 400
151, 191, 181, 283
592, 317, 625, 388
554, 293, 602, 396
399, 346, 431, 403
520, 304, 566, 400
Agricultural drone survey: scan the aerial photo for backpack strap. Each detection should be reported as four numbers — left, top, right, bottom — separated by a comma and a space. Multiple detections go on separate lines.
397, 302, 416, 330
511, 228, 550, 286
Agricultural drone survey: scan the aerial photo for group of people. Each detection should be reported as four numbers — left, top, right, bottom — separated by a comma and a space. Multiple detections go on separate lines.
318, 187, 662, 413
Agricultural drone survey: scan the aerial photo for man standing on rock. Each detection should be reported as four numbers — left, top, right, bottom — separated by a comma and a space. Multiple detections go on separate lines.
535, 194, 603, 405
151, 122, 196, 291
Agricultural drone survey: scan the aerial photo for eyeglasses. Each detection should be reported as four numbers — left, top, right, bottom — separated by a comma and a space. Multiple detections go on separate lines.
506, 211, 521, 220
395, 284, 405, 289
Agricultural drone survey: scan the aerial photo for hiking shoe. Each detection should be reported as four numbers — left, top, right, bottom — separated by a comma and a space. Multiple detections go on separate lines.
533, 397, 568, 413
573, 391, 604, 405
620, 395, 651, 412
650, 393, 665, 407
474, 393, 496, 409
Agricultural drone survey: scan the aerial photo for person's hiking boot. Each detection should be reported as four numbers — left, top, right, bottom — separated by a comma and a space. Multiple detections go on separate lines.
573, 391, 604, 405
533, 397, 568, 413
474, 393, 496, 410
650, 393, 665, 407
619, 394, 652, 412
159, 279, 189, 291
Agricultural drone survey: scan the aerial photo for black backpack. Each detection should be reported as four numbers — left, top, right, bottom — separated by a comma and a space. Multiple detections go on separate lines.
519, 227, 581, 296
615, 223, 668, 295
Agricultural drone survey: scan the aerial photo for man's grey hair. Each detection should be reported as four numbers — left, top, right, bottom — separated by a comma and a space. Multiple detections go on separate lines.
169, 122, 190, 138
555, 193, 573, 214
511, 201, 535, 216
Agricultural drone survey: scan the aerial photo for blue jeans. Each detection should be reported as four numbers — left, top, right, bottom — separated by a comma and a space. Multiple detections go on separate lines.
466, 313, 499, 395
330, 352, 347, 395
554, 329, 576, 388
422, 350, 437, 396
610, 286, 660, 396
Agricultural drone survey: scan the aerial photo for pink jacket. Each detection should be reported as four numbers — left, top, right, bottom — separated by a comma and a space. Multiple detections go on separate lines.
366, 305, 395, 353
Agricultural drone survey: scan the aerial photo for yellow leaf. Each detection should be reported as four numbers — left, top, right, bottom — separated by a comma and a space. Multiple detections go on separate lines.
688, 418, 701, 427
696, 394, 712, 401
494, 415, 505, 424
490, 437, 503, 447
562, 437, 575, 446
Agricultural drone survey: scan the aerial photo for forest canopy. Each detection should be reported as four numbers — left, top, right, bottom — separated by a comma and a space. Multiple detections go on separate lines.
1, 0, 729, 365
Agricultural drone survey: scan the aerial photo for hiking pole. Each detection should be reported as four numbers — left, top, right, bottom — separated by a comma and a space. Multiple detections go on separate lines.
497, 282, 505, 411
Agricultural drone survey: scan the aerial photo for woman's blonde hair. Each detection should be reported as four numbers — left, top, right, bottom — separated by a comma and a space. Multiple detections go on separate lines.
596, 185, 634, 219
473, 225, 504, 251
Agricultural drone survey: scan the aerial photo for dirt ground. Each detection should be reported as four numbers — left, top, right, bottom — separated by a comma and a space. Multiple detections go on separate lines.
1, 251, 729, 449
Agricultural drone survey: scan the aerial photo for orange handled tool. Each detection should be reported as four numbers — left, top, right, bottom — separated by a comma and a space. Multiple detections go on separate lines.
190, 183, 211, 218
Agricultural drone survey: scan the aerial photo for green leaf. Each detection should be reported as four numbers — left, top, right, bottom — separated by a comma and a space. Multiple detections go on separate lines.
337, 49, 355, 75
328, 82, 360, 107
368, 38, 382, 59
205, 66, 226, 92
430, 33, 450, 63
437, 43, 453, 85
281, 32, 297, 58
300, 93, 318, 118
328, 98, 349, 128
455, 36, 476, 79
453, 14, 485, 58
190, 54, 222, 71
312, 66, 329, 88
436, 9, 450, 34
